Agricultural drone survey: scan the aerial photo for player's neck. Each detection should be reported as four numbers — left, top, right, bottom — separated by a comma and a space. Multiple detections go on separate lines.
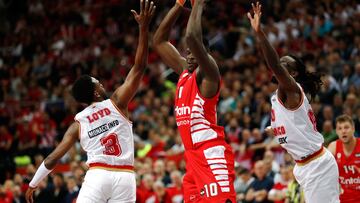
343, 137, 356, 154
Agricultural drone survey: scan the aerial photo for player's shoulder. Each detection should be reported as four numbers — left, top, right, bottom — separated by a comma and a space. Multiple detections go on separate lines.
328, 141, 337, 155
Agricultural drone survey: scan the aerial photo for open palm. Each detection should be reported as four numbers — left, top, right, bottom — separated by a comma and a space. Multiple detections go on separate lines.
131, 0, 156, 27
247, 2, 262, 33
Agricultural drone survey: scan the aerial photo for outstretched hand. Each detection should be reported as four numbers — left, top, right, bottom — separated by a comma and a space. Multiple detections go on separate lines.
247, 2, 262, 33
131, 0, 156, 27
25, 187, 36, 203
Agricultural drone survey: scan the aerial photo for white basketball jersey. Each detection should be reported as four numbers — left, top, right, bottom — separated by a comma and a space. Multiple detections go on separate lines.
75, 99, 134, 166
270, 85, 324, 161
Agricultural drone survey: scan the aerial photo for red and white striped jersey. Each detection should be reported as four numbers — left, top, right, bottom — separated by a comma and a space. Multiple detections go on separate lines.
270, 84, 324, 161
175, 70, 225, 150
75, 99, 134, 167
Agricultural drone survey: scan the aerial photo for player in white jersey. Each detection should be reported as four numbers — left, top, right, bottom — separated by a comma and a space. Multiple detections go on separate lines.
248, 2, 339, 203
25, 1, 156, 203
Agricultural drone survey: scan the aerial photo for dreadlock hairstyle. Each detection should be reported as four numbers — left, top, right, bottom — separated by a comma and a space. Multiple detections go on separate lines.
71, 75, 96, 105
288, 55, 323, 101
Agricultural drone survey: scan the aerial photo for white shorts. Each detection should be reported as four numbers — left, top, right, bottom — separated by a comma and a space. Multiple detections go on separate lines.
76, 169, 136, 203
293, 149, 340, 203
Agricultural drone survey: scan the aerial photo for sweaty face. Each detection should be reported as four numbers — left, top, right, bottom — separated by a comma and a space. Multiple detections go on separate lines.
186, 48, 198, 73
336, 122, 355, 144
280, 56, 298, 77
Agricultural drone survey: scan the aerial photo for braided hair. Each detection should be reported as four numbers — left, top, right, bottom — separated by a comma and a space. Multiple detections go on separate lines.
288, 55, 323, 101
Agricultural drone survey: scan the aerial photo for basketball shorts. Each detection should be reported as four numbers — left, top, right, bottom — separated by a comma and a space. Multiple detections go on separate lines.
293, 148, 340, 203
183, 142, 236, 203
76, 168, 136, 203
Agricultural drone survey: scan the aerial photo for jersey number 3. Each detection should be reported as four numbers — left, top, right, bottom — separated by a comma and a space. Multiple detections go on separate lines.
100, 133, 122, 156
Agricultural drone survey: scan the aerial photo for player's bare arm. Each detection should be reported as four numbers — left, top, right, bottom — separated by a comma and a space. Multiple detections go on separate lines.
153, 0, 187, 75
25, 122, 79, 203
248, 2, 301, 109
327, 141, 336, 156
111, 0, 155, 115
185, 0, 220, 98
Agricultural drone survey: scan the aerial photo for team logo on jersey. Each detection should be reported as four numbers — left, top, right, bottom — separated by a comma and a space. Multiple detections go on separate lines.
337, 153, 341, 159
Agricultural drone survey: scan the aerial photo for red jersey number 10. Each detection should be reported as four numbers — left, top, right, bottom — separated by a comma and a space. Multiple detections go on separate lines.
100, 133, 122, 156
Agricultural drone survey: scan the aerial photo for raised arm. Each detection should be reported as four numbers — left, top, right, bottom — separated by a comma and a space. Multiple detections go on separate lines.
153, 1, 187, 75
111, 0, 155, 114
248, 2, 300, 106
25, 122, 79, 203
185, 0, 220, 98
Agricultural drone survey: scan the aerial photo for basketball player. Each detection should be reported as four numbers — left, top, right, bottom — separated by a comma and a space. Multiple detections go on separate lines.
153, 0, 236, 202
247, 2, 339, 203
25, 1, 156, 202
328, 115, 360, 203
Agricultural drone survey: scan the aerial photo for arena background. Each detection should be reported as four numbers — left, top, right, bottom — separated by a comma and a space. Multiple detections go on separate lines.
0, 0, 359, 202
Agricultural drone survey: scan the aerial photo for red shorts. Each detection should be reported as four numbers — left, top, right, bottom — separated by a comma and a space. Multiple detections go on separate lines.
183, 141, 236, 203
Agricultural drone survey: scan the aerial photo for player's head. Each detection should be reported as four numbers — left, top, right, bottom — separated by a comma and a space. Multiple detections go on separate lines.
186, 38, 210, 73
279, 54, 322, 100
336, 115, 355, 144
71, 75, 107, 105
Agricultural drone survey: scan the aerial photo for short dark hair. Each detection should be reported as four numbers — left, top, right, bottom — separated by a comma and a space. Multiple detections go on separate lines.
71, 75, 95, 105
336, 115, 354, 126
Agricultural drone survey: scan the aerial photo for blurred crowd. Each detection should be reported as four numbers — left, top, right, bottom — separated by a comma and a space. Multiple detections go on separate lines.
0, 0, 359, 202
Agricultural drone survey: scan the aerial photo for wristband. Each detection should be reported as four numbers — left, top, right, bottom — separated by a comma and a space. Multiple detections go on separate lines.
29, 162, 53, 188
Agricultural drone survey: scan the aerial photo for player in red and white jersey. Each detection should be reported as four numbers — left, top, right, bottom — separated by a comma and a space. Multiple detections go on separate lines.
153, 0, 235, 202
328, 115, 360, 203
25, 1, 156, 202
248, 2, 339, 203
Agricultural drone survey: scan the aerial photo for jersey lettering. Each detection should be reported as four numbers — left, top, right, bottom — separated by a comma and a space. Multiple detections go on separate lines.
87, 108, 111, 123
100, 133, 121, 156
273, 126, 286, 136
278, 137, 288, 144
175, 104, 191, 116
